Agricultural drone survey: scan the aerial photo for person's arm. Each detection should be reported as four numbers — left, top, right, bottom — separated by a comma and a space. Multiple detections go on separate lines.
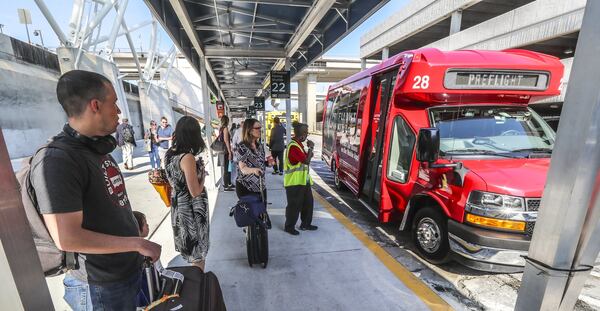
303, 140, 315, 165
224, 128, 233, 158
238, 161, 261, 176
180, 153, 205, 197
43, 213, 161, 261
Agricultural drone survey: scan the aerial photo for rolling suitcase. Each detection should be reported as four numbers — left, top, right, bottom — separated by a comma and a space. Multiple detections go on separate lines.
246, 176, 269, 268
143, 260, 227, 311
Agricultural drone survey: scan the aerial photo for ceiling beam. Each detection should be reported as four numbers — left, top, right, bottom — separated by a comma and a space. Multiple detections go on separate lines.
214, 0, 313, 7
221, 84, 264, 90
195, 25, 296, 35
205, 46, 286, 58
188, 1, 297, 27
286, 0, 336, 58
168, 0, 227, 102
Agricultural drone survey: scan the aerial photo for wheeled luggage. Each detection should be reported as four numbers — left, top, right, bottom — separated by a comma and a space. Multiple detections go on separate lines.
245, 176, 269, 268
142, 261, 226, 311
246, 217, 269, 268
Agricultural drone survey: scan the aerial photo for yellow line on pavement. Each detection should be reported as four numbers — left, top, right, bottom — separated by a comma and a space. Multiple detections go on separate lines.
313, 190, 453, 311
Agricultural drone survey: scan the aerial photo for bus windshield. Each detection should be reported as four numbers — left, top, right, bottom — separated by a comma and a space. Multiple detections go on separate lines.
430, 106, 555, 158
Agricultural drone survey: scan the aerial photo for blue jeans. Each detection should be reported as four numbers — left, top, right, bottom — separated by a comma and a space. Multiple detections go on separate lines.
63, 272, 141, 311
149, 147, 160, 169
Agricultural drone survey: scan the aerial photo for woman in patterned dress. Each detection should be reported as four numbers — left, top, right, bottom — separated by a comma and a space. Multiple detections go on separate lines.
234, 118, 272, 229
164, 116, 210, 270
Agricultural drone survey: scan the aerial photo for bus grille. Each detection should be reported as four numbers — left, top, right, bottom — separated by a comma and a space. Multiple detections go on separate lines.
526, 199, 541, 211
525, 222, 536, 237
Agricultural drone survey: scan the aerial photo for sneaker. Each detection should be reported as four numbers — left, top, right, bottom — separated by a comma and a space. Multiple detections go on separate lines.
284, 228, 300, 235
223, 186, 234, 192
299, 224, 318, 231
278, 172, 283, 175
272, 170, 279, 175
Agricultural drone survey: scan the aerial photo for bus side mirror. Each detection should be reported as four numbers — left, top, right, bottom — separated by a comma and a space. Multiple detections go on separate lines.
416, 128, 440, 163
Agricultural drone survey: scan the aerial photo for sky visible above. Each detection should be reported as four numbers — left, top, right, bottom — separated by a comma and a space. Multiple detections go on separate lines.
0, 0, 409, 111
1, 0, 408, 57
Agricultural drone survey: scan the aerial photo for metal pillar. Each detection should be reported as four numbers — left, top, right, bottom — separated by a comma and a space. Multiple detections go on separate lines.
200, 56, 217, 188
33, 0, 69, 45
449, 9, 462, 35
285, 58, 292, 144
0, 130, 54, 310
361, 58, 366, 70
103, 0, 129, 56
515, 1, 600, 310
382, 47, 389, 60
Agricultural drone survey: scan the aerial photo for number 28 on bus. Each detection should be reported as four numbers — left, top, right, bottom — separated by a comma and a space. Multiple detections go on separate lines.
321, 48, 563, 272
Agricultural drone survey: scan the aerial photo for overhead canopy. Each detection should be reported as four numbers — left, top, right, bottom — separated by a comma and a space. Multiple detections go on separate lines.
144, 0, 388, 107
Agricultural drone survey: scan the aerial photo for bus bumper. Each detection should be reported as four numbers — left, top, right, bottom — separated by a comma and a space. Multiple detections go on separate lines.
447, 220, 531, 273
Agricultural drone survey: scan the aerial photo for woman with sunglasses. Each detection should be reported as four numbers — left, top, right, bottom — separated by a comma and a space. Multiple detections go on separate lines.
234, 118, 272, 229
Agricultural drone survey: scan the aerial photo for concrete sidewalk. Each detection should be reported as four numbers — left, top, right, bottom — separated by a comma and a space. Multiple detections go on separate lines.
46, 145, 441, 310
196, 172, 439, 311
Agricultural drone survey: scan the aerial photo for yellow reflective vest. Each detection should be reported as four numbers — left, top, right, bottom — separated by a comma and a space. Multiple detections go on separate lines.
283, 140, 314, 187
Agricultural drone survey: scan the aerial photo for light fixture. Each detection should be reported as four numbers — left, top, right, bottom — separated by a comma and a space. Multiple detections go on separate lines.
564, 48, 574, 55
236, 95, 248, 99
236, 65, 257, 76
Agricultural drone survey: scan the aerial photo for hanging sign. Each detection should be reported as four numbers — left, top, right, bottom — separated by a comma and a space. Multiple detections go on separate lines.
270, 71, 290, 99
216, 101, 225, 118
254, 97, 265, 111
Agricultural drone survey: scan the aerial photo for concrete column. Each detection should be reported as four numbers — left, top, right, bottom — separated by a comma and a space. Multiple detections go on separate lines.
382, 47, 389, 60
361, 58, 367, 70
306, 74, 318, 133
298, 77, 308, 124
297, 74, 317, 132
450, 10, 462, 35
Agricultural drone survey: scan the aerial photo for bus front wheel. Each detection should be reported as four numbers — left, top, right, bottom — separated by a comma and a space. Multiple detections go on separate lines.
412, 207, 450, 264
334, 162, 344, 190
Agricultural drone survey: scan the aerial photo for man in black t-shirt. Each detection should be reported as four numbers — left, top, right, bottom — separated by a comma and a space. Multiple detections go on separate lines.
30, 70, 161, 310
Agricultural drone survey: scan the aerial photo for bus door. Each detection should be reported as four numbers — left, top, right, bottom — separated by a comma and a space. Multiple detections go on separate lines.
361, 70, 398, 205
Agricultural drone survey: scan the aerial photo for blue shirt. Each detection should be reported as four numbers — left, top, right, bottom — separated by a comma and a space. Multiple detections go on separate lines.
157, 125, 173, 149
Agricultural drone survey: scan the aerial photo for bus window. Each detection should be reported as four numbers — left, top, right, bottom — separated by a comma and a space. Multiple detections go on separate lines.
387, 116, 416, 183
347, 89, 360, 138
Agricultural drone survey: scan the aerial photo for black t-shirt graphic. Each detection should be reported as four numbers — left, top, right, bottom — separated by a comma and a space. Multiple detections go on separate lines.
30, 133, 143, 283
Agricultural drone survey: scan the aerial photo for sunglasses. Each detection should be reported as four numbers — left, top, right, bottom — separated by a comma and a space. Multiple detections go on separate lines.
253, 127, 262, 130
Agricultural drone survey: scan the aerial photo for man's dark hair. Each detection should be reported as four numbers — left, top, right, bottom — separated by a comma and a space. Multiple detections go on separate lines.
56, 70, 112, 117
293, 122, 309, 136
165, 116, 206, 161
273, 117, 280, 124
161, 117, 168, 122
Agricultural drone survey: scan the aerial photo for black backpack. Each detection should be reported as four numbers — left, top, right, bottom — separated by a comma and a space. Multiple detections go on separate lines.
16, 140, 80, 277
123, 125, 135, 143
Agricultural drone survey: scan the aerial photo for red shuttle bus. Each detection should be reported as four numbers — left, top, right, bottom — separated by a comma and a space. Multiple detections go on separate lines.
321, 48, 563, 271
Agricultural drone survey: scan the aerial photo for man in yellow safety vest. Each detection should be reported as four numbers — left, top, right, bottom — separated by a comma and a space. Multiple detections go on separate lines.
283, 123, 316, 235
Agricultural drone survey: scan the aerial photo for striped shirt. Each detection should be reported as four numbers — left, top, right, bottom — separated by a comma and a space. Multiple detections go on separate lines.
234, 142, 265, 192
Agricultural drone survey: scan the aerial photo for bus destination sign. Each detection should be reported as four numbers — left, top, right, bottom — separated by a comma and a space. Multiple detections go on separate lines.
444, 70, 549, 91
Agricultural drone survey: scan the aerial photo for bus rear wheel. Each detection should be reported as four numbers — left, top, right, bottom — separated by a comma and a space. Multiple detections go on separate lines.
412, 207, 450, 264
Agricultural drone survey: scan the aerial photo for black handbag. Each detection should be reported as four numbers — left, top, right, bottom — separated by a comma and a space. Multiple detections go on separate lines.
210, 129, 226, 153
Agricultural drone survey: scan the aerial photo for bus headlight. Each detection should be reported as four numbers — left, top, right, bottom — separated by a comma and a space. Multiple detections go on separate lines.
468, 191, 524, 211
466, 191, 527, 232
